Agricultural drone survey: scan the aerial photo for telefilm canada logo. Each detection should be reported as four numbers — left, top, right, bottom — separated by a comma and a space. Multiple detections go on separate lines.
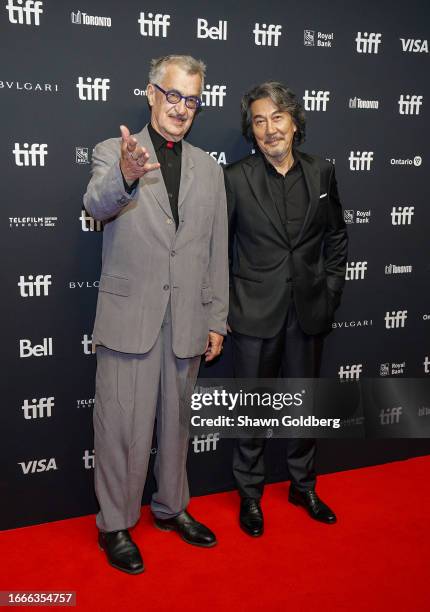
304, 30, 334, 47
9, 216, 58, 228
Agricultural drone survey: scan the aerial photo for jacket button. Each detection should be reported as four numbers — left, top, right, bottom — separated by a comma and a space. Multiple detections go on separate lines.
171, 250, 176, 257
163, 284, 169, 290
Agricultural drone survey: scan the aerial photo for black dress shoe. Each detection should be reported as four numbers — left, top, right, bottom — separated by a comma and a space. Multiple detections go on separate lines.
154, 511, 217, 548
239, 498, 264, 537
288, 486, 337, 524
98, 529, 144, 574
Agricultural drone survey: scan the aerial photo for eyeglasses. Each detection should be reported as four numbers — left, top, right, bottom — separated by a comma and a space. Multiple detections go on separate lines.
152, 83, 202, 110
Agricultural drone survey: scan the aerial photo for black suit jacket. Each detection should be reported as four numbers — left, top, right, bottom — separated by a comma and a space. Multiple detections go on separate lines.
224, 149, 348, 337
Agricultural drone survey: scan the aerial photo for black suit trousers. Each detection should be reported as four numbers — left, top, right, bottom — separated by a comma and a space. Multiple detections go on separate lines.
231, 301, 324, 499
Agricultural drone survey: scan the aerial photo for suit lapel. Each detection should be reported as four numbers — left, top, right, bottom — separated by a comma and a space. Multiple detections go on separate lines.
243, 155, 289, 244
292, 151, 320, 247
135, 125, 172, 218
178, 141, 194, 210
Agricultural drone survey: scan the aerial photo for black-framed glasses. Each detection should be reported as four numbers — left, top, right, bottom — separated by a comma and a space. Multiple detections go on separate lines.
152, 83, 202, 110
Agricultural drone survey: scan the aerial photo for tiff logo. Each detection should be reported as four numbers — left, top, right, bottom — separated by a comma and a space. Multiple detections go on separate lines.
391, 206, 414, 225
83, 449, 95, 469
5, 0, 43, 25
345, 261, 367, 280
303, 90, 330, 111
18, 457, 57, 474
82, 334, 95, 355
192, 433, 220, 453
424, 356, 430, 374
398, 94, 423, 115
338, 364, 362, 380
197, 18, 227, 40
22, 397, 54, 419
253, 23, 282, 46
380, 407, 402, 425
385, 310, 408, 329
138, 12, 170, 37
201, 84, 227, 107
20, 337, 53, 357
80, 209, 102, 232
76, 77, 110, 102
349, 151, 374, 171
13, 143, 48, 166
355, 32, 382, 54
18, 274, 51, 297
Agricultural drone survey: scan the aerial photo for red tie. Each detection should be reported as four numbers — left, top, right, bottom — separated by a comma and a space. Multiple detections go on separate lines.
166, 141, 174, 149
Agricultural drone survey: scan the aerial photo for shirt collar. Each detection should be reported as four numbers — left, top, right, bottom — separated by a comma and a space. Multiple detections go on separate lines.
148, 123, 182, 155
260, 148, 299, 177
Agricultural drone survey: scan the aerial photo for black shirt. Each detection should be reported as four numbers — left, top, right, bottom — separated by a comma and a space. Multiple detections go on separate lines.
263, 153, 308, 244
121, 123, 182, 229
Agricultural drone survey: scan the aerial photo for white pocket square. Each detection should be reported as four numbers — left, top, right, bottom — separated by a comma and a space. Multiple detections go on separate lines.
319, 193, 327, 199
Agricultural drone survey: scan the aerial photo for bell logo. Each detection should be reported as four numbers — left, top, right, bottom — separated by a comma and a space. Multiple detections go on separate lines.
349, 151, 374, 171
303, 90, 330, 111
6, 0, 43, 25
355, 32, 382, 54
22, 397, 54, 419
398, 94, 423, 115
138, 12, 170, 37
201, 84, 227, 107
345, 261, 367, 280
253, 23, 282, 46
76, 77, 110, 102
338, 364, 362, 380
197, 18, 227, 40
80, 209, 102, 231
18, 274, 52, 297
192, 433, 220, 453
19, 337, 53, 358
13, 143, 48, 166
18, 458, 57, 474
391, 206, 414, 225
384, 310, 408, 329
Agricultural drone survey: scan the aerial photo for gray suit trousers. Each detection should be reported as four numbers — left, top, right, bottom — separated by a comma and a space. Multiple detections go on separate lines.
93, 303, 201, 532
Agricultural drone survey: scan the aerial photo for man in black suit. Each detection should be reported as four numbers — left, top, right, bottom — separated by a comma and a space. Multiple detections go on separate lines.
224, 81, 348, 536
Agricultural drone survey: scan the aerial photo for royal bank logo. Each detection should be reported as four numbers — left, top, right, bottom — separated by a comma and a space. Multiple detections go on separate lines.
5, 0, 43, 25
379, 362, 406, 376
18, 274, 52, 297
303, 90, 330, 111
201, 84, 227, 107
71, 10, 111, 27
349, 151, 374, 171
138, 12, 170, 37
83, 449, 95, 469
345, 261, 367, 280
76, 77, 110, 101
80, 209, 102, 232
197, 18, 227, 40
22, 397, 54, 419
343, 209, 371, 224
349, 97, 379, 110
19, 337, 53, 358
390, 156, 422, 167
391, 206, 414, 225
424, 356, 430, 374
338, 364, 362, 380
82, 334, 95, 355
76, 147, 90, 164
384, 310, 408, 329
253, 23, 282, 46
192, 433, 220, 453
206, 151, 227, 165
304, 29, 334, 47
9, 216, 57, 228
332, 319, 373, 330
355, 32, 382, 54
13, 143, 48, 166
0, 80, 59, 93
398, 94, 423, 115
379, 407, 402, 425
384, 264, 413, 275
18, 457, 57, 474
400, 38, 428, 53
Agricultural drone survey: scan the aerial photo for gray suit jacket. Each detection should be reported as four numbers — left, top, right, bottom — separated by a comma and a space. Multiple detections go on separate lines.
83, 125, 229, 358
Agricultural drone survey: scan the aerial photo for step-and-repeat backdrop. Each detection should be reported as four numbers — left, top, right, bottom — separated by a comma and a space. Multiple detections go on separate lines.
1, 0, 429, 529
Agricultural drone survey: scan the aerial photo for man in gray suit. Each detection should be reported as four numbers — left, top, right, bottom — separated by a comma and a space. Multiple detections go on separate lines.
84, 55, 228, 574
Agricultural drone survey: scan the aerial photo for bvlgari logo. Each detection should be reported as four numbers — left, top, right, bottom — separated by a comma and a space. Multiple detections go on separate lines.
0, 80, 60, 93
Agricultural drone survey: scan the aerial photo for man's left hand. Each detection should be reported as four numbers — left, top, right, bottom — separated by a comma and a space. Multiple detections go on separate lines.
204, 332, 224, 362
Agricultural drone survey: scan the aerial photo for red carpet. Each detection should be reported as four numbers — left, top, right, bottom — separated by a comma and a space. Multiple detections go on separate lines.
1, 456, 429, 611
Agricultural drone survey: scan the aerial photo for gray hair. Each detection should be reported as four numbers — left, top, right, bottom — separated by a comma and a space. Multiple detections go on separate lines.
241, 81, 306, 146
149, 55, 206, 93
